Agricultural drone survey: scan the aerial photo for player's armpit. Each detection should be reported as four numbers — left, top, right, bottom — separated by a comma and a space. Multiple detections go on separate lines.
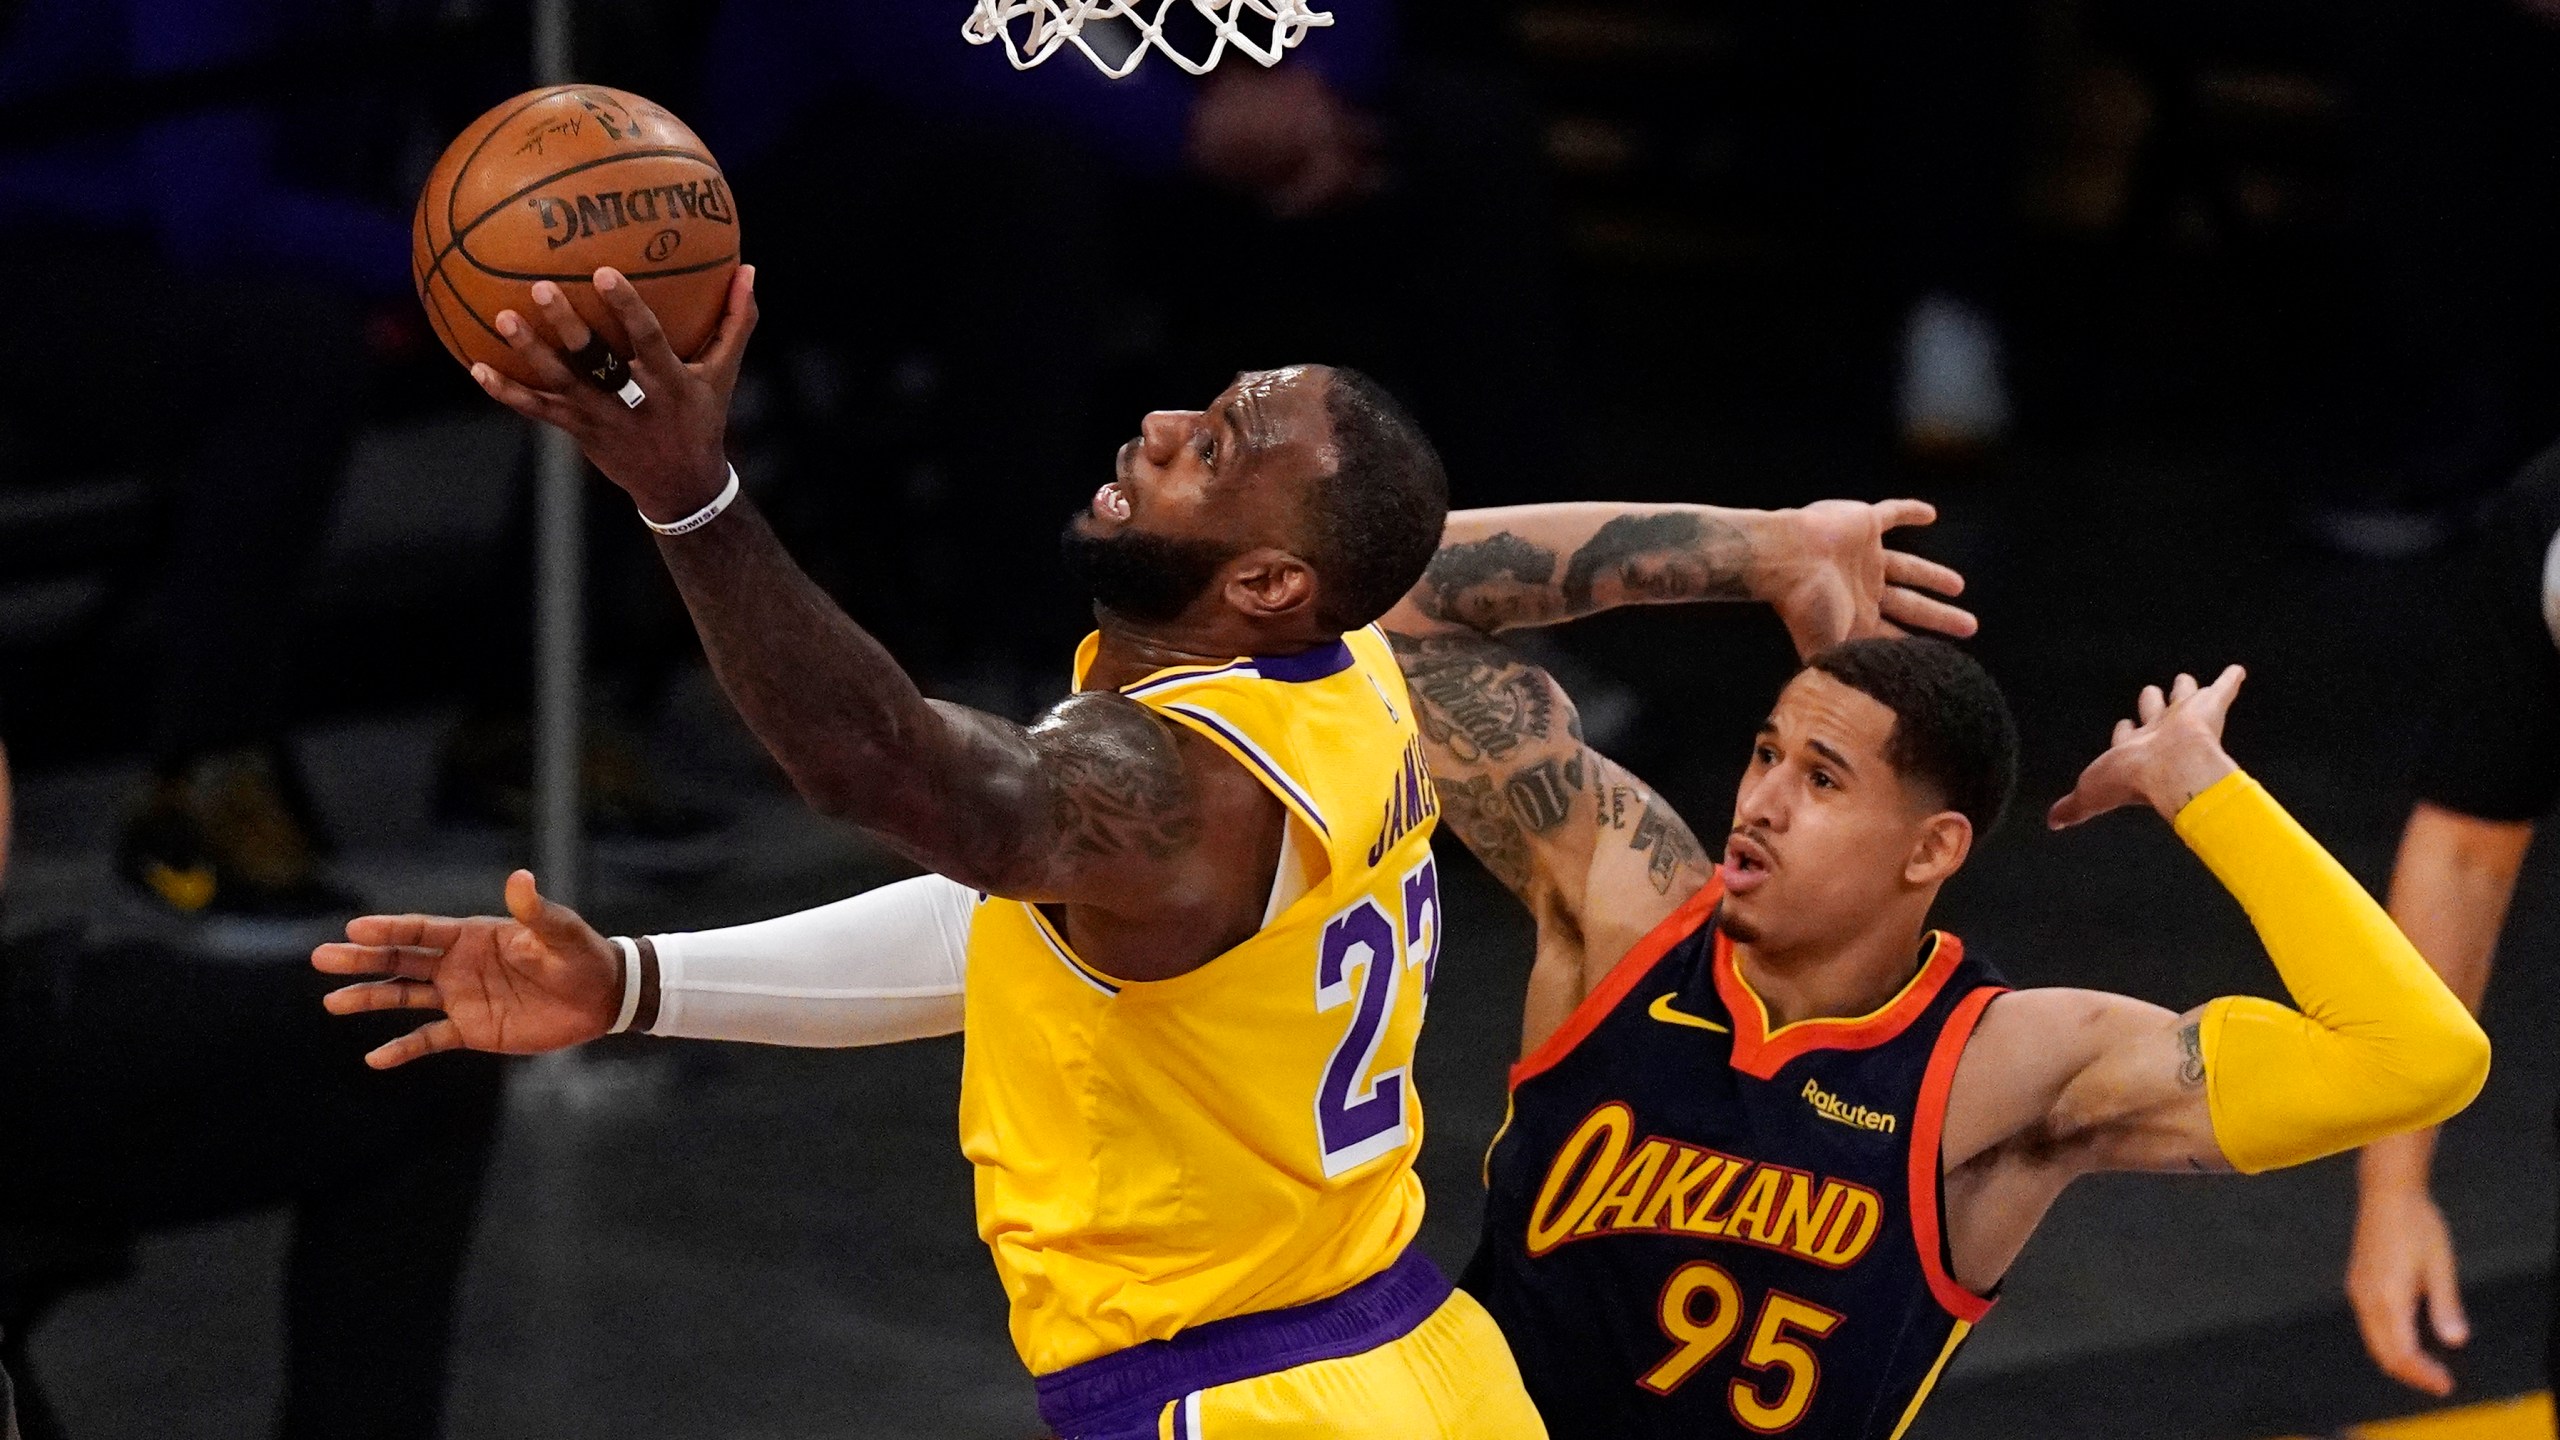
1934, 988, 2230, 1294
1942, 988, 2232, 1178
1383, 627, 1715, 1041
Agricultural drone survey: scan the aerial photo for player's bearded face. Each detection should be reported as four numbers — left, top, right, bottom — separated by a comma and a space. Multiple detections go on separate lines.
1061, 516, 1243, 625
1721, 675, 1940, 950
1065, 377, 1308, 625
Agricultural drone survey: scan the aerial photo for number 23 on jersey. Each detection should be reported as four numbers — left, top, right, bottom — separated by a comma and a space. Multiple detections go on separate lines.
1314, 854, 1442, 1178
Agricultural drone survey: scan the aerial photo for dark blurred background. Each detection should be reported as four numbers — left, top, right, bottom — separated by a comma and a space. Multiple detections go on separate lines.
2, 1, 2557, 1436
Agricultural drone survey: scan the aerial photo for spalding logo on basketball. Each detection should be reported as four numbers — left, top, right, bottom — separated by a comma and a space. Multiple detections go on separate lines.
411, 85, 742, 386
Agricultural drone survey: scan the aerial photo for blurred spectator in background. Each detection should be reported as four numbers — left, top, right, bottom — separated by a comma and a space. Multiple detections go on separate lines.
2344, 442, 2560, 1398
0, 736, 504, 1440
1869, 0, 2026, 457
0, 758, 14, 1440
1741, 0, 2027, 456
0, 0, 411, 916
697, 0, 1563, 708
2312, 0, 2560, 554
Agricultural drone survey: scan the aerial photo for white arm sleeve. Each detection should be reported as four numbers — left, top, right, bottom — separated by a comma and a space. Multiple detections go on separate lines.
645, 874, 975, 1047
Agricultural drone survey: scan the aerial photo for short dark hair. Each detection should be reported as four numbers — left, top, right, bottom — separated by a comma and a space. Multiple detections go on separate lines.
1308, 368, 1450, 631
1806, 636, 2019, 836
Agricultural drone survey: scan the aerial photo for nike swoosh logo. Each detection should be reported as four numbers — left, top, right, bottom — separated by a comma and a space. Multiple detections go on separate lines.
1649, 993, 1729, 1034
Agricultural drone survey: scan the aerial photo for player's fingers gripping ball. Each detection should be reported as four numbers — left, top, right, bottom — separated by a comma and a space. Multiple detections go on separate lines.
411, 85, 741, 392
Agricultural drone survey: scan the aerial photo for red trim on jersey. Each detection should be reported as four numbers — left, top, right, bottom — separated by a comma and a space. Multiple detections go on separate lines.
1508, 878, 1724, 1090
1716, 932, 1966, 1082
1907, 985, 2005, 1325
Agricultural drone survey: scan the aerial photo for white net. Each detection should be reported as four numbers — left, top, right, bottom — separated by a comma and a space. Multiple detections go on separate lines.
963, 0, 1334, 77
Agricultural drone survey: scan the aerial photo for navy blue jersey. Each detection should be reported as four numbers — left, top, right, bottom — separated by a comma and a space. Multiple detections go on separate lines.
1462, 879, 2008, 1439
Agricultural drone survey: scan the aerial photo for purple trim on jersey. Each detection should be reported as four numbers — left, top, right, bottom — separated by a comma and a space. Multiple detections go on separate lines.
1160, 703, 1332, 838
1026, 906, 1122, 997
1122, 660, 1259, 698
1118, 639, 1351, 699
1033, 1247, 1450, 1439
1252, 639, 1356, 683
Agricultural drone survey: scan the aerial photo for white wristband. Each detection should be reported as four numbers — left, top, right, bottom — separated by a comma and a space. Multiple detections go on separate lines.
609, 936, 644, 1034
642, 464, 741, 537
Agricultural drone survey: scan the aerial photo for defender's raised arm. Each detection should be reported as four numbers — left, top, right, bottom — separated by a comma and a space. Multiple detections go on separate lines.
1377, 498, 1976, 1051
1944, 669, 2491, 1224
1392, 498, 1973, 652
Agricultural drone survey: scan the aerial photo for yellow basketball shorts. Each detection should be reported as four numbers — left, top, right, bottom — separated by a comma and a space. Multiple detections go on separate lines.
1032, 1249, 1546, 1440
1155, 1289, 1547, 1440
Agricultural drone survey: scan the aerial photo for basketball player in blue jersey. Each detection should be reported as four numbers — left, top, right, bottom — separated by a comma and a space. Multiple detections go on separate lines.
1376, 504, 2495, 1437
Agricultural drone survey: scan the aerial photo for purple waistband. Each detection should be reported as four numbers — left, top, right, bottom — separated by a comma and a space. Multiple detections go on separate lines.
1033, 1248, 1452, 1440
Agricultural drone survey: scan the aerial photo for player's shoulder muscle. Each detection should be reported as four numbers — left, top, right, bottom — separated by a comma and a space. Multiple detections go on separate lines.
970, 691, 1274, 902
1026, 691, 1206, 861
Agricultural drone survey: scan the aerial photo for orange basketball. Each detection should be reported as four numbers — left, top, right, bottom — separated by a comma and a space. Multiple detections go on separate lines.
412, 85, 741, 386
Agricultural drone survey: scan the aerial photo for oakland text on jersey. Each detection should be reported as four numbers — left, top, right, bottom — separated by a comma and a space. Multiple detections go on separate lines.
1524, 1101, 1885, 1268
1468, 899, 2007, 1439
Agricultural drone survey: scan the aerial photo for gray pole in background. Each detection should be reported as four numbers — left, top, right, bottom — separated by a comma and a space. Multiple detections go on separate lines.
531, 0, 584, 908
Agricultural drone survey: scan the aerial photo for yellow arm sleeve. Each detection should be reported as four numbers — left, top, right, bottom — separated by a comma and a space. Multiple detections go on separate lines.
2176, 771, 2491, 1174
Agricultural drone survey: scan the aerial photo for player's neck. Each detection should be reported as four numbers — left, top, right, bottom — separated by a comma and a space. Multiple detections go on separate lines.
1081, 609, 1339, 690
1731, 903, 1935, 1028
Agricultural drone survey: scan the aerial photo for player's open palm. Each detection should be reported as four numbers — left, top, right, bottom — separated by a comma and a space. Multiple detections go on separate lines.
1769, 498, 1977, 659
2049, 666, 2246, 830
312, 870, 621, 1069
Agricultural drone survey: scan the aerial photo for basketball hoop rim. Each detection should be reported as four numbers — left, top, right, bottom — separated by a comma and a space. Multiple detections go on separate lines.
962, 0, 1335, 78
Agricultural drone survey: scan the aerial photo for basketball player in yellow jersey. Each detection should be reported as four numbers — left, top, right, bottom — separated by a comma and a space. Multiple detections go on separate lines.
317, 266, 1559, 1437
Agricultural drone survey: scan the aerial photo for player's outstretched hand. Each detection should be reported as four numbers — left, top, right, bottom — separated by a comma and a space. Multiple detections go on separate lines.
2348, 1182, 2469, 1397
1767, 499, 1978, 660
472, 264, 758, 526
2048, 666, 2245, 830
311, 869, 621, 1069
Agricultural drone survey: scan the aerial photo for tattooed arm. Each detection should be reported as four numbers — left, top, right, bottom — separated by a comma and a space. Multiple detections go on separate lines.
1395, 499, 1973, 658
1380, 498, 1973, 1053
652, 501, 1279, 948
461, 261, 1282, 980
1386, 627, 1714, 1053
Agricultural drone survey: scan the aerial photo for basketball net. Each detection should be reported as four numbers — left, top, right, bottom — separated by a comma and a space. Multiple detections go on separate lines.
963, 0, 1334, 77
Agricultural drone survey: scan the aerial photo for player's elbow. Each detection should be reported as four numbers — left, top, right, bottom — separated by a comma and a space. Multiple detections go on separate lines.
2398, 1010, 2492, 1131
2353, 1006, 2492, 1139
787, 745, 935, 827
791, 770, 878, 828
2210, 994, 2490, 1171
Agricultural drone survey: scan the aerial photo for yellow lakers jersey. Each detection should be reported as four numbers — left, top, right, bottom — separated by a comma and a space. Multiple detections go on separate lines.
958, 624, 1445, 1376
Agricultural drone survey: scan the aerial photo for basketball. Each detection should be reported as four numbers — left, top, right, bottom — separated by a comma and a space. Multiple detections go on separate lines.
411, 85, 741, 385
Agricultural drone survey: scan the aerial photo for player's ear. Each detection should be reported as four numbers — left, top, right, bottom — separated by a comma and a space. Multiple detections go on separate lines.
1904, 811, 1972, 886
1223, 548, 1317, 619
